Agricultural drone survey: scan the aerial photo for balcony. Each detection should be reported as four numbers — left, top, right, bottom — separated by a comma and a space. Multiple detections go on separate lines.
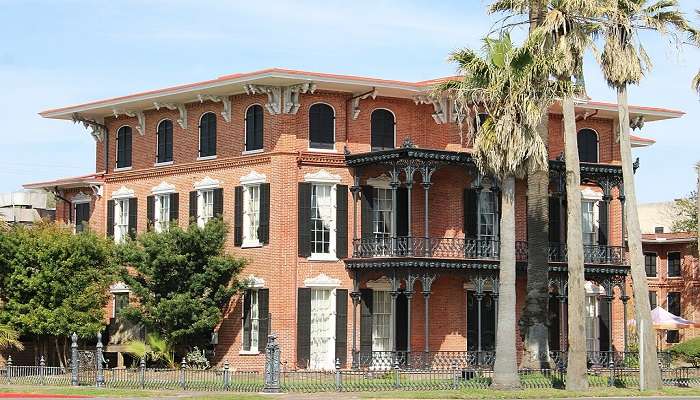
351, 236, 626, 266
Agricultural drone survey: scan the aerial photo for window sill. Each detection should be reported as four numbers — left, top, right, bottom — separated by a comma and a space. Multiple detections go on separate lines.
197, 155, 217, 161
154, 161, 173, 167
308, 254, 339, 262
307, 147, 337, 153
239, 350, 260, 356
242, 149, 264, 156
241, 241, 263, 249
114, 166, 132, 172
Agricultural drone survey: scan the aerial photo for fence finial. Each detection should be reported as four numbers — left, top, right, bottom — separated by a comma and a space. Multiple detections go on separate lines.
6, 356, 12, 366
39, 356, 45, 367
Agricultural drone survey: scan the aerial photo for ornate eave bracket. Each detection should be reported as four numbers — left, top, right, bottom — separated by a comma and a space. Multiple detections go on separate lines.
153, 102, 188, 129
71, 113, 106, 142
244, 83, 316, 115
197, 94, 232, 122
414, 95, 452, 124
350, 88, 378, 120
112, 109, 146, 135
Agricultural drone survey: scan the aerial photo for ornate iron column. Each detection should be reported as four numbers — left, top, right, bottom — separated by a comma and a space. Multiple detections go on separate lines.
350, 170, 362, 245
70, 332, 78, 387
420, 165, 435, 256
621, 279, 630, 352
406, 274, 418, 355
422, 274, 437, 358
390, 273, 400, 355
619, 184, 626, 244
390, 165, 400, 256
491, 276, 500, 334
404, 164, 417, 255
350, 271, 362, 369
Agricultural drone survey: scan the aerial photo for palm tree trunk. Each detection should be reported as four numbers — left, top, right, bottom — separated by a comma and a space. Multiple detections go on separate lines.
696, 162, 699, 258
562, 97, 588, 391
492, 176, 521, 389
617, 87, 663, 390
521, 115, 552, 369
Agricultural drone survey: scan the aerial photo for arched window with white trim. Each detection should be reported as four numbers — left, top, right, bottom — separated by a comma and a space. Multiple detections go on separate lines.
371, 109, 395, 151
577, 128, 598, 163
309, 103, 335, 150
199, 112, 217, 158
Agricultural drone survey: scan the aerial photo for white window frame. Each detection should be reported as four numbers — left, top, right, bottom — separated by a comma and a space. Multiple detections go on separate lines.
111, 186, 135, 244
367, 277, 394, 353
304, 274, 340, 370
581, 188, 603, 246
240, 171, 267, 248
304, 170, 341, 261
584, 281, 604, 353
110, 282, 131, 319
72, 192, 91, 233
194, 177, 220, 228
240, 275, 265, 355
151, 181, 176, 233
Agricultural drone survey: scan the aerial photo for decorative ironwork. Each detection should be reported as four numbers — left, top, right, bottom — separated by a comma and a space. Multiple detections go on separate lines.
548, 243, 626, 265
264, 333, 281, 393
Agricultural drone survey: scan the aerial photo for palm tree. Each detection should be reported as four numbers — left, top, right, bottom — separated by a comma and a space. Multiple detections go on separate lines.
439, 33, 569, 389
527, 0, 607, 390
597, 0, 698, 390
489, 0, 552, 370
0, 324, 24, 352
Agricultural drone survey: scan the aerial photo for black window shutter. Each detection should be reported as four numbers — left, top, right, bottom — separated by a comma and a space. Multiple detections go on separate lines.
598, 298, 610, 352
335, 289, 348, 367
359, 289, 373, 364
124, 129, 132, 167
242, 290, 251, 351
254, 105, 264, 150
598, 200, 608, 245
549, 197, 561, 243
361, 186, 374, 240
165, 121, 173, 161
464, 189, 478, 239
259, 183, 270, 244
169, 193, 179, 224
258, 288, 269, 351
146, 195, 155, 231
213, 188, 224, 219
75, 203, 90, 232
234, 186, 244, 246
296, 288, 311, 368
157, 123, 166, 163
309, 104, 334, 149
396, 187, 408, 237
107, 199, 115, 238
298, 183, 312, 257
209, 115, 217, 156
128, 197, 138, 239
189, 191, 198, 223
336, 185, 348, 258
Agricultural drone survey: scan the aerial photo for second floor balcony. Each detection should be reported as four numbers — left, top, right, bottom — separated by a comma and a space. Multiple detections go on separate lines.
351, 236, 627, 266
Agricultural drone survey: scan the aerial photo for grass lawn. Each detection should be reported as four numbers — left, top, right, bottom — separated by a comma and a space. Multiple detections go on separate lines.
0, 385, 268, 399
361, 386, 700, 399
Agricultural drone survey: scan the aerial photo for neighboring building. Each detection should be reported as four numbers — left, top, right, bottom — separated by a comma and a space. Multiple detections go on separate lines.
0, 190, 55, 224
638, 202, 699, 349
25, 68, 684, 370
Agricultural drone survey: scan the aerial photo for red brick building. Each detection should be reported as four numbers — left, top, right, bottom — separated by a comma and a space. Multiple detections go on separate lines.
25, 68, 684, 370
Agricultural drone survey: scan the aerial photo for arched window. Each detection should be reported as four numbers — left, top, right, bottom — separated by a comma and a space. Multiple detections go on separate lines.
156, 120, 173, 164
116, 126, 132, 169
577, 128, 598, 163
309, 103, 335, 150
245, 105, 264, 152
199, 112, 217, 157
371, 109, 395, 151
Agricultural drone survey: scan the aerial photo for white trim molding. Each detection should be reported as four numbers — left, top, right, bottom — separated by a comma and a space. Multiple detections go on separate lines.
194, 176, 221, 190
304, 273, 341, 288
350, 89, 378, 120
72, 192, 92, 204
304, 169, 341, 184
240, 170, 267, 185
244, 275, 266, 289
153, 102, 188, 129
244, 83, 316, 115
110, 282, 131, 293
113, 109, 146, 135
366, 276, 392, 291
414, 95, 452, 124
111, 186, 135, 199
581, 187, 604, 201
197, 94, 232, 123
151, 181, 176, 195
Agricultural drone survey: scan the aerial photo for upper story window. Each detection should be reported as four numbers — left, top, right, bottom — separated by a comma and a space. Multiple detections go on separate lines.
668, 251, 681, 277
309, 103, 335, 150
644, 252, 657, 277
371, 109, 395, 151
116, 126, 132, 169
156, 120, 174, 164
373, 188, 393, 241
245, 105, 264, 152
199, 112, 217, 158
479, 191, 499, 240
577, 128, 599, 163
655, 226, 665, 234
649, 291, 657, 309
581, 200, 596, 245
311, 184, 334, 256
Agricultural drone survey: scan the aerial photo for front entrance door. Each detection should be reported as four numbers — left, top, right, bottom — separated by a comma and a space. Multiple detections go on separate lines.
310, 288, 334, 370
395, 293, 408, 351
466, 291, 496, 351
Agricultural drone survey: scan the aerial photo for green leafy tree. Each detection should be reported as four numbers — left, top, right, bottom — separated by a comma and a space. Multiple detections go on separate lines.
0, 222, 117, 366
673, 191, 698, 233
118, 219, 245, 348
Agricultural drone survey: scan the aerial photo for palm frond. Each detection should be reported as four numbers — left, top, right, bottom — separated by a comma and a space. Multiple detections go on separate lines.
0, 325, 24, 351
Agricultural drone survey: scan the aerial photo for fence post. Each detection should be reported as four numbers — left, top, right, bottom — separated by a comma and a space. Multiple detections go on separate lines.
394, 360, 400, 389
6, 356, 12, 384
39, 356, 45, 386
96, 332, 104, 388
179, 359, 187, 390
70, 333, 79, 386
335, 358, 341, 392
263, 333, 281, 393
139, 358, 146, 389
452, 359, 458, 389
223, 360, 230, 391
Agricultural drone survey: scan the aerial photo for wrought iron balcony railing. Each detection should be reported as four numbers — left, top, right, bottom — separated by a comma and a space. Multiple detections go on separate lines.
351, 236, 626, 266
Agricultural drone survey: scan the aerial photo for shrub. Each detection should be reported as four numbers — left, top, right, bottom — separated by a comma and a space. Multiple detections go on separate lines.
669, 337, 700, 366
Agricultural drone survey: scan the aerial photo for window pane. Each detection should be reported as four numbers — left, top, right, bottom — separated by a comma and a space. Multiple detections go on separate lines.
244, 185, 260, 242
311, 184, 333, 254
309, 103, 334, 149
371, 109, 394, 151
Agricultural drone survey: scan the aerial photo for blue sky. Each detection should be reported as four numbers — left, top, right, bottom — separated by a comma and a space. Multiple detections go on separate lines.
0, 0, 698, 203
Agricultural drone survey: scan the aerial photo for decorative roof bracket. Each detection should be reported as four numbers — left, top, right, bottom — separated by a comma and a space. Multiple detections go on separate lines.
71, 113, 106, 142
245, 84, 282, 115
244, 83, 316, 115
350, 88, 377, 120
284, 83, 317, 114
197, 94, 232, 122
153, 102, 188, 129
414, 95, 450, 124
112, 109, 146, 135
